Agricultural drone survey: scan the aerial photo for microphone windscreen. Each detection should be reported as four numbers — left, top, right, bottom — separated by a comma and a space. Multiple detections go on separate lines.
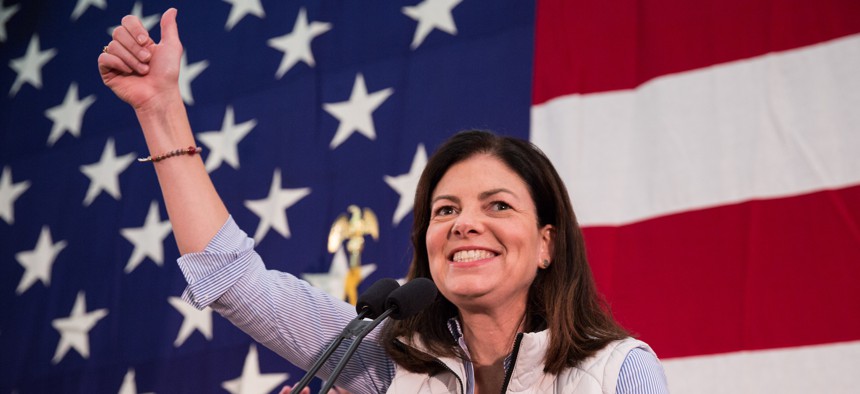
356, 278, 401, 318
385, 278, 438, 320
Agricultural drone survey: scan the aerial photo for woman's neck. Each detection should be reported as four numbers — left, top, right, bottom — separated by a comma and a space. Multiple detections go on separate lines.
459, 305, 527, 393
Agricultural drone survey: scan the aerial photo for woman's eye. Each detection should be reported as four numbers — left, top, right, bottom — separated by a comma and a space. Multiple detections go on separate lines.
490, 201, 511, 211
434, 206, 456, 216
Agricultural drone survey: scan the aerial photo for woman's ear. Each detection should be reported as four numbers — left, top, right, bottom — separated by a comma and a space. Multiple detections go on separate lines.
539, 224, 555, 268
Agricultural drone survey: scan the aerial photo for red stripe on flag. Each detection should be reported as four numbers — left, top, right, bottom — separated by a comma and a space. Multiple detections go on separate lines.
583, 184, 860, 359
533, 0, 860, 104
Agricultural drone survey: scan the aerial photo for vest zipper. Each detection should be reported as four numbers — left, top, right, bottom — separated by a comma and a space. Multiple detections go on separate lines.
499, 332, 524, 393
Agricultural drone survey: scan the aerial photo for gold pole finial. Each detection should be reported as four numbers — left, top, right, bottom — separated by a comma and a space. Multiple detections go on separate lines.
327, 205, 379, 304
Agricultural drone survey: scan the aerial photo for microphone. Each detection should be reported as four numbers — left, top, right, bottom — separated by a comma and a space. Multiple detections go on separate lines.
289, 278, 400, 394
318, 278, 438, 394
385, 277, 438, 320
356, 278, 401, 319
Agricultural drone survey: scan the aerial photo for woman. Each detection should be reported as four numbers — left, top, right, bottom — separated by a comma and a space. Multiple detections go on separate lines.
99, 9, 668, 394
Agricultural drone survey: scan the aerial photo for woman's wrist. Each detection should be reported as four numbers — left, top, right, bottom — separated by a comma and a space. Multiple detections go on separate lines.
134, 89, 195, 154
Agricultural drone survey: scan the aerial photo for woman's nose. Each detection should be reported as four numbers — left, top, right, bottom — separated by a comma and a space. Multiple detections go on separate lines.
451, 212, 482, 237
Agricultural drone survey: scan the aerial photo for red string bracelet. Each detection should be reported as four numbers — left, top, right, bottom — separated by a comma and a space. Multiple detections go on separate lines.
137, 146, 202, 163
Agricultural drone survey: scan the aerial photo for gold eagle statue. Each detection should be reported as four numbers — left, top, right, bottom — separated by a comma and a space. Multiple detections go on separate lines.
327, 205, 379, 304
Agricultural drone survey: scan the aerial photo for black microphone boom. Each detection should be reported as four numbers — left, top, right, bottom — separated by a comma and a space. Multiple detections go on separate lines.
289, 278, 400, 394
318, 278, 438, 394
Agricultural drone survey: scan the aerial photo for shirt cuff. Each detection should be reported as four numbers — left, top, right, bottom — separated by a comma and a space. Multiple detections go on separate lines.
177, 216, 256, 309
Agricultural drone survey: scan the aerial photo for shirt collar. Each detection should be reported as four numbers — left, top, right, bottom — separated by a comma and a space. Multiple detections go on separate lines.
446, 316, 516, 371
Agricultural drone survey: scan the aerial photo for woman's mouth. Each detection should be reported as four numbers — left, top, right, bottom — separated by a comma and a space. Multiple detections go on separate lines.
451, 249, 497, 263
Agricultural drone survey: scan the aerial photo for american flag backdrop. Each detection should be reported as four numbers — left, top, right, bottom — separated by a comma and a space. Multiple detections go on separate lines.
0, 0, 858, 393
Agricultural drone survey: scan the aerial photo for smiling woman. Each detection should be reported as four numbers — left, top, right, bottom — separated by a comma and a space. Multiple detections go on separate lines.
381, 131, 668, 393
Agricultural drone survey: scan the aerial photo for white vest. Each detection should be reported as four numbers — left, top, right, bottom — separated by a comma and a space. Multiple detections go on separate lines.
386, 333, 653, 393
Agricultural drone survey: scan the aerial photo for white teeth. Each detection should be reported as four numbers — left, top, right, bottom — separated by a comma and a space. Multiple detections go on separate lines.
452, 250, 495, 262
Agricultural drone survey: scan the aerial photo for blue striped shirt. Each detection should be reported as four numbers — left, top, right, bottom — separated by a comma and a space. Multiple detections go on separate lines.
178, 216, 669, 393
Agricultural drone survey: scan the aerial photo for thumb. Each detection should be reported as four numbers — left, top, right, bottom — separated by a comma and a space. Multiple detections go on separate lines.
159, 8, 180, 45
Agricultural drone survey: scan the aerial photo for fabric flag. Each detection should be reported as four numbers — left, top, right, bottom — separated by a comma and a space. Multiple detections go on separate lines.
531, 0, 860, 392
1, 0, 858, 393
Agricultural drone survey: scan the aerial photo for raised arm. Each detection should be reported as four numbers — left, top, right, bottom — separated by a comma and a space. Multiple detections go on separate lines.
98, 8, 228, 254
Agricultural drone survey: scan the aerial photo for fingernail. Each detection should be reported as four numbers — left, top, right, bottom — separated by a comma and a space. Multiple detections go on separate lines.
140, 64, 150, 73
137, 34, 147, 44
139, 49, 151, 60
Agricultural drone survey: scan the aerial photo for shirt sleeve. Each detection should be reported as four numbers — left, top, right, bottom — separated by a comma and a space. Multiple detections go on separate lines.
177, 216, 394, 394
616, 347, 670, 394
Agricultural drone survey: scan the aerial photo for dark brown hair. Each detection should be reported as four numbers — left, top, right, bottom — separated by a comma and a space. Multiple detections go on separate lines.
380, 130, 628, 373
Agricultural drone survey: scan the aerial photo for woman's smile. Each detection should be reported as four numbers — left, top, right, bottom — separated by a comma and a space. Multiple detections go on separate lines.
448, 248, 499, 269
450, 249, 496, 263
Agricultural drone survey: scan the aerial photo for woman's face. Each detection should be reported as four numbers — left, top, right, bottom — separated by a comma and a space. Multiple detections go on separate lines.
425, 154, 553, 310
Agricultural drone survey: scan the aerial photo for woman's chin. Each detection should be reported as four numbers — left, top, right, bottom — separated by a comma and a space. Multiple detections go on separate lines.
442, 282, 495, 304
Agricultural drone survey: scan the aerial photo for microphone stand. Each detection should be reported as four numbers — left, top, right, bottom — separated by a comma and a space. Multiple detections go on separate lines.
318, 278, 437, 394
290, 309, 372, 394
290, 278, 400, 393
317, 308, 395, 394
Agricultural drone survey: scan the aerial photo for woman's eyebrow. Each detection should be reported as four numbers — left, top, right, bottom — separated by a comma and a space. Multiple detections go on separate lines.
432, 188, 516, 204
478, 188, 515, 200
431, 194, 460, 204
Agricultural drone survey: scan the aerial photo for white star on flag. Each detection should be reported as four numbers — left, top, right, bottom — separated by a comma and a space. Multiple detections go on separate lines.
44, 82, 96, 146
384, 144, 427, 226
168, 296, 213, 347
221, 344, 288, 394
223, 0, 265, 31
303, 246, 378, 300
0, 166, 30, 225
70, 0, 105, 21
179, 52, 209, 105
197, 105, 257, 172
51, 291, 109, 364
118, 368, 139, 394
244, 168, 311, 241
116, 368, 155, 394
0, 1, 20, 42
323, 73, 394, 149
120, 201, 172, 274
107, 2, 158, 36
267, 7, 332, 79
402, 0, 463, 49
79, 138, 136, 206
15, 226, 67, 294
8, 34, 57, 96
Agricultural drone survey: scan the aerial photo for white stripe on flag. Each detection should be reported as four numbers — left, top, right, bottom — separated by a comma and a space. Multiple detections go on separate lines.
531, 34, 860, 226
662, 341, 860, 393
